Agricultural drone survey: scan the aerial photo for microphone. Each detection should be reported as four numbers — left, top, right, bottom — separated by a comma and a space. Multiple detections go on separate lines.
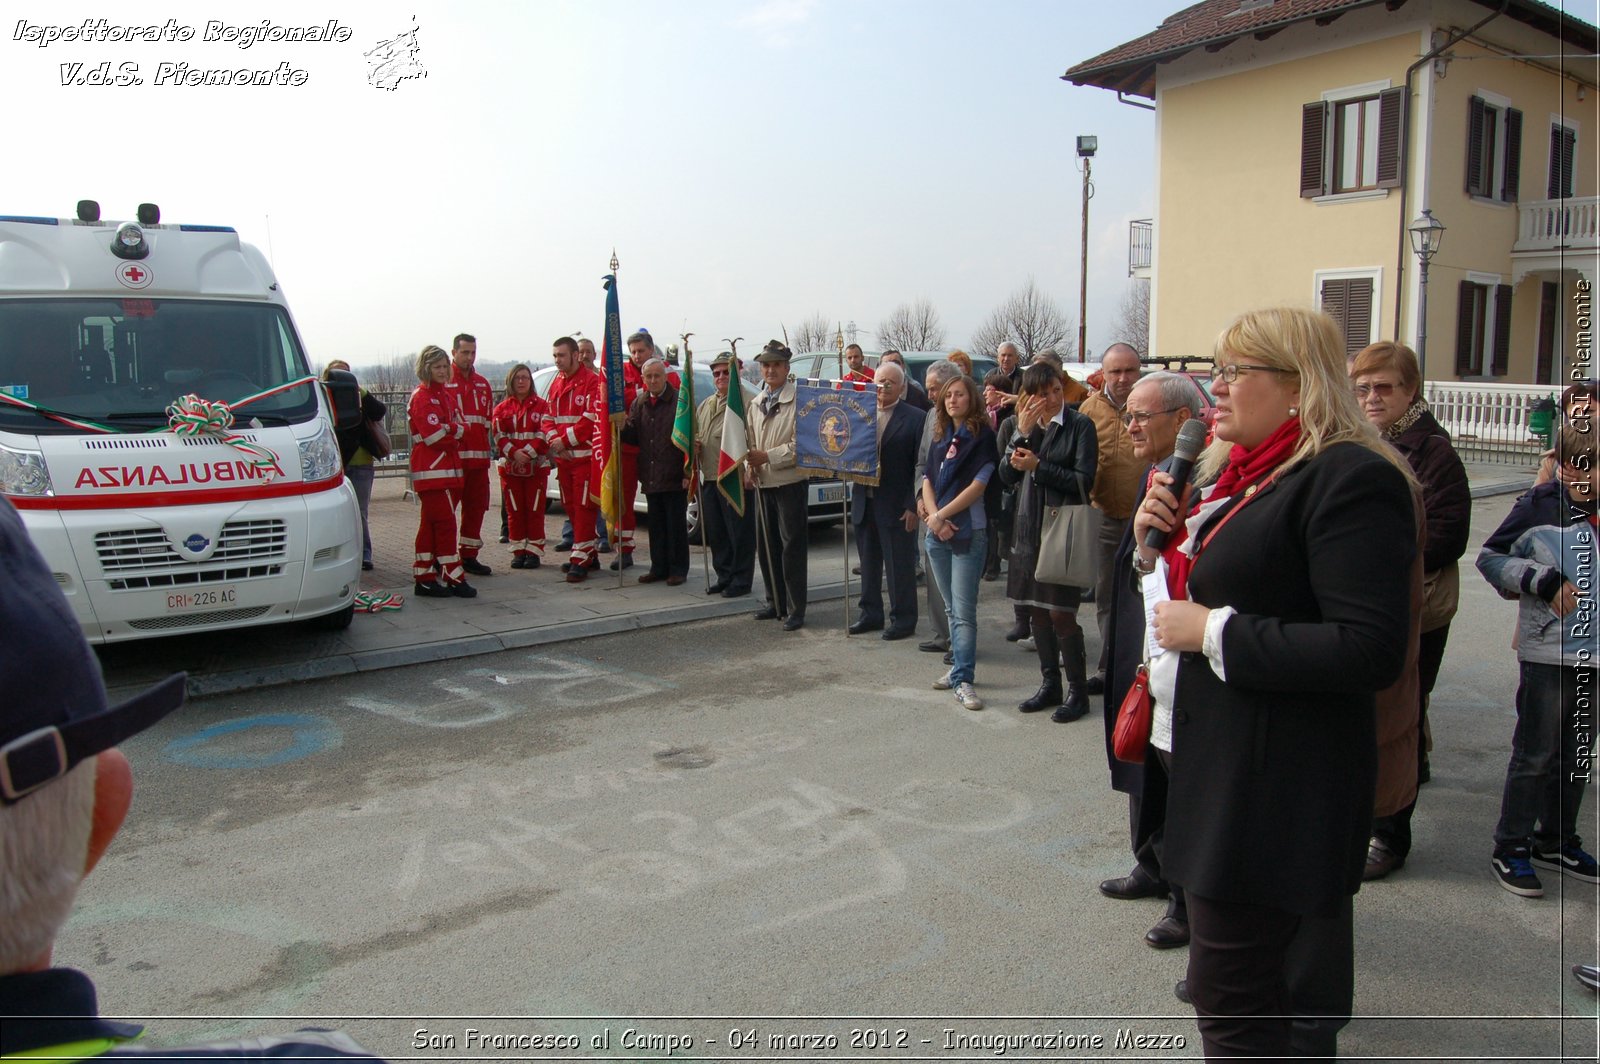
1142, 418, 1210, 551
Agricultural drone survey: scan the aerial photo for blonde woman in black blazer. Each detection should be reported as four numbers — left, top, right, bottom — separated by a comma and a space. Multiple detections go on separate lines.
1134, 307, 1416, 1060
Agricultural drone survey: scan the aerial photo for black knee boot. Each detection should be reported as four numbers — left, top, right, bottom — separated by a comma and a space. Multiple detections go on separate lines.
1054, 620, 1089, 723
1019, 665, 1063, 712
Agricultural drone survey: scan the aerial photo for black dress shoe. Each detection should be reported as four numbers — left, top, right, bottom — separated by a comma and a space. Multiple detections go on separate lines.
1098, 871, 1169, 900
754, 607, 779, 620
1084, 674, 1106, 695
1144, 915, 1191, 949
1174, 980, 1192, 1006
1004, 623, 1030, 642
918, 637, 949, 653
782, 615, 805, 631
462, 558, 492, 576
1363, 837, 1406, 881
706, 581, 728, 595
848, 617, 884, 635
555, 540, 573, 552
881, 627, 915, 641
608, 554, 635, 571
722, 586, 751, 598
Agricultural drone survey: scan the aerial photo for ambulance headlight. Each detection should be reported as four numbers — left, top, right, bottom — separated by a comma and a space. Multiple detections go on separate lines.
298, 421, 342, 483
0, 443, 54, 497
111, 222, 149, 260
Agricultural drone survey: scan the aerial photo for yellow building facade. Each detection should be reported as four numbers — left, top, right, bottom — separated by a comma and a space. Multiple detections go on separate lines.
1068, 0, 1598, 385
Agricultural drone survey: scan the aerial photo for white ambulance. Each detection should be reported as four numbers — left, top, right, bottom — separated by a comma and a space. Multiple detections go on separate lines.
0, 201, 362, 642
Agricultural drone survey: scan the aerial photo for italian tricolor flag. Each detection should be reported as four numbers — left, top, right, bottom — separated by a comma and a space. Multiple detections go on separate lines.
716, 373, 749, 516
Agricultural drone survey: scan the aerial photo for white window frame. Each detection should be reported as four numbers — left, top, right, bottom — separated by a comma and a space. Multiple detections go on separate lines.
1313, 267, 1383, 349
1469, 89, 1516, 206
1549, 113, 1580, 199
1314, 80, 1394, 204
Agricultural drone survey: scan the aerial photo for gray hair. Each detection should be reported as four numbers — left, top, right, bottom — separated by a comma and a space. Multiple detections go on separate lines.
1132, 371, 1206, 416
997, 341, 1020, 358
0, 760, 97, 971
874, 361, 905, 385
924, 360, 961, 390
641, 358, 666, 375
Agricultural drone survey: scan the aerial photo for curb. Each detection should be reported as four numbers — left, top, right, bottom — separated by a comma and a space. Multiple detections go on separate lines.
115, 581, 854, 702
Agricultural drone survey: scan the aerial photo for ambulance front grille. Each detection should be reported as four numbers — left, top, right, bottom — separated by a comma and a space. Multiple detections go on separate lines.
95, 519, 288, 575
128, 605, 272, 631
107, 565, 283, 591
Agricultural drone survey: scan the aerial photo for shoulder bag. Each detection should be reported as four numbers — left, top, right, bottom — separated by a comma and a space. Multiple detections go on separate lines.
364, 411, 393, 460
1112, 664, 1152, 763
1034, 472, 1100, 588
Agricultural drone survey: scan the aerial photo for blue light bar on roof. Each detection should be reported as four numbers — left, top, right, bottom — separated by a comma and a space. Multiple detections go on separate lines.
0, 216, 60, 225
178, 224, 237, 233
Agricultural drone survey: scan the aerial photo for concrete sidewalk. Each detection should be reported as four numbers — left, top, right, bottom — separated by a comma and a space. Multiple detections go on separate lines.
98, 459, 1536, 702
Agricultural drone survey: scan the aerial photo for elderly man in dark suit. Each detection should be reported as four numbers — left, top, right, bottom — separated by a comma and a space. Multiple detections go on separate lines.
848, 361, 923, 639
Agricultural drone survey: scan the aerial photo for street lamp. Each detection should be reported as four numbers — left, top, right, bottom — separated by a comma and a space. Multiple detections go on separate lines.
1409, 208, 1446, 379
1077, 136, 1097, 362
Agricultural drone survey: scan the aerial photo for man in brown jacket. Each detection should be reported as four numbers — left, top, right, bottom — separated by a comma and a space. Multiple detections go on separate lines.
1078, 342, 1144, 693
621, 359, 690, 585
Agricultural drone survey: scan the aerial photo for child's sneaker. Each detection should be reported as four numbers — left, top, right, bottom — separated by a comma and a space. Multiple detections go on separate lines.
932, 670, 955, 691
1532, 841, 1600, 884
1492, 850, 1545, 897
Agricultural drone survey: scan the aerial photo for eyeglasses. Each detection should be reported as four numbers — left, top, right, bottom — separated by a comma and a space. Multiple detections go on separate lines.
1215, 363, 1296, 384
1354, 382, 1398, 399
711, 369, 730, 378
1119, 407, 1179, 427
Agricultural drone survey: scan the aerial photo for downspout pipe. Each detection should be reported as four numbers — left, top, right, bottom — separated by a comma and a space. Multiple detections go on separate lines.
1393, 0, 1510, 346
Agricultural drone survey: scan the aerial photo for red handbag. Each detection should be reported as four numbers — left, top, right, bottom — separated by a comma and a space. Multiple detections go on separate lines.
1112, 664, 1153, 763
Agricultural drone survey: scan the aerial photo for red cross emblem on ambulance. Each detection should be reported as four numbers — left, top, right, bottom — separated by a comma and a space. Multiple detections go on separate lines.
116, 261, 154, 289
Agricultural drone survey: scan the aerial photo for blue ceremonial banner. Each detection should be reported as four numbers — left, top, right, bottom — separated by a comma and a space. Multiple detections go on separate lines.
793, 378, 880, 486
602, 274, 626, 421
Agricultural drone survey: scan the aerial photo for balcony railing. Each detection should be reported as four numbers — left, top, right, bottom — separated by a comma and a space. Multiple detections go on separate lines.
1422, 380, 1556, 465
1513, 196, 1599, 253
1129, 218, 1152, 276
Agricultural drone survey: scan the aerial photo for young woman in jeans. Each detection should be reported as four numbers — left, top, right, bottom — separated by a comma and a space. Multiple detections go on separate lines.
920, 373, 997, 711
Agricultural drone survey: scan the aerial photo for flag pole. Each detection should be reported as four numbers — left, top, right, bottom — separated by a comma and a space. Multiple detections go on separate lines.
679, 332, 710, 591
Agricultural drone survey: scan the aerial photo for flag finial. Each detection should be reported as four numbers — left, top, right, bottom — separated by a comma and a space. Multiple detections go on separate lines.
609, 249, 619, 273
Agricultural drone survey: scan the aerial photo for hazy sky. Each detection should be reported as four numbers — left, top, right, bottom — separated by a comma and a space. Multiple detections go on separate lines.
6, 1, 1174, 369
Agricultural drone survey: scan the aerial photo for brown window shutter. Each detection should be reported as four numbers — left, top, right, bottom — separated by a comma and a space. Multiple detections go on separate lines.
1503, 108, 1523, 202
1465, 96, 1486, 195
1321, 278, 1348, 343
1301, 101, 1329, 198
1550, 125, 1576, 199
1346, 279, 1374, 354
1455, 281, 1477, 375
1375, 87, 1405, 189
1492, 284, 1513, 375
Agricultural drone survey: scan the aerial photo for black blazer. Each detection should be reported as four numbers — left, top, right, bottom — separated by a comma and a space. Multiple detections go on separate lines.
1161, 442, 1415, 916
998, 409, 1098, 505
852, 401, 924, 524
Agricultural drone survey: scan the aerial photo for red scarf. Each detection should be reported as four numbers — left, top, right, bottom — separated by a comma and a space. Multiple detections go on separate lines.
1160, 416, 1302, 598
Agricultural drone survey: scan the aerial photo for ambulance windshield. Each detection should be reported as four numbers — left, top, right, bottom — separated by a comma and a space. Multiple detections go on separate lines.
0, 298, 318, 433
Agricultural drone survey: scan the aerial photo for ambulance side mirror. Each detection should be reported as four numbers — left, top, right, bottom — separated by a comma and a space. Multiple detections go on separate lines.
322, 370, 363, 431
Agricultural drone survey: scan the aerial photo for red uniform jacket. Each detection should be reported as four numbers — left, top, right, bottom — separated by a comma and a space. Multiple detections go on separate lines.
542, 364, 605, 468
408, 381, 464, 492
493, 393, 550, 478
448, 365, 495, 468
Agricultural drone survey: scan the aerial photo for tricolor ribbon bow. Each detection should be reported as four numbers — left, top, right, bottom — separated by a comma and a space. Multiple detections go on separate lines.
165, 394, 282, 479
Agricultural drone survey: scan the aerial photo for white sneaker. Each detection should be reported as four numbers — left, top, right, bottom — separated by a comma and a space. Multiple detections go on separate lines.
1017, 636, 1036, 652
932, 670, 955, 690
954, 682, 984, 711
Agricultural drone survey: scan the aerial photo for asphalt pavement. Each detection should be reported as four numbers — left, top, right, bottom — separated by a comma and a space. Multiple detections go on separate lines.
97, 460, 1537, 704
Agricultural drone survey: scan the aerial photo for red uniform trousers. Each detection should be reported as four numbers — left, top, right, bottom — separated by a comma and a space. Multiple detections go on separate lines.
457, 466, 491, 560
500, 469, 549, 557
414, 488, 466, 584
556, 460, 599, 566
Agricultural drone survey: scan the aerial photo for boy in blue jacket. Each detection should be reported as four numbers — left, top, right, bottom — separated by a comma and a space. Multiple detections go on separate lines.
1477, 420, 1598, 896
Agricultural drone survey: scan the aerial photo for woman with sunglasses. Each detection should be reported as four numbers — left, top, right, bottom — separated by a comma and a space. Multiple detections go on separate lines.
1349, 342, 1470, 881
1135, 308, 1415, 1059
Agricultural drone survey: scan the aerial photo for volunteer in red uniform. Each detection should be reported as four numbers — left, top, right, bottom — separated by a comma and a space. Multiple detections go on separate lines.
408, 345, 477, 598
448, 332, 496, 576
542, 336, 606, 583
843, 343, 875, 384
494, 363, 551, 570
